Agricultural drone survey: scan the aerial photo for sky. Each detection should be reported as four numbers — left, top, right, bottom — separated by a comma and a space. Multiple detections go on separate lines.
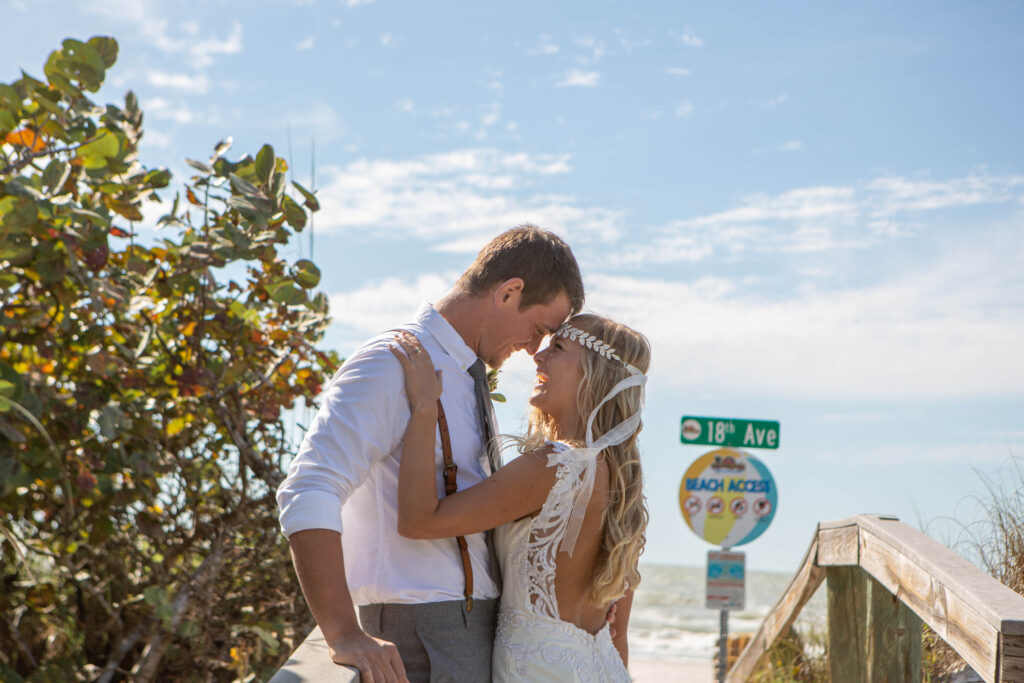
3, 1, 1023, 574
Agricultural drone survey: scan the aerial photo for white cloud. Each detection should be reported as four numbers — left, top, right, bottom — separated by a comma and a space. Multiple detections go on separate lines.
296, 35, 315, 51
312, 148, 621, 249
613, 173, 1024, 266
557, 70, 600, 88
395, 98, 414, 112
754, 93, 787, 108
865, 175, 1024, 214
286, 101, 343, 141
679, 27, 705, 48
184, 19, 243, 68
328, 274, 454, 338
675, 101, 694, 118
480, 103, 501, 127
527, 35, 560, 55
346, 0, 374, 6
82, 2, 242, 69
380, 33, 394, 48
781, 140, 802, 151
146, 71, 210, 93
666, 67, 691, 76
144, 97, 194, 124
584, 245, 1024, 401
140, 129, 173, 149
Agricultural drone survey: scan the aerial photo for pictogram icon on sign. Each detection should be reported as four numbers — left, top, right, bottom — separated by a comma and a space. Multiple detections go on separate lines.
684, 495, 702, 516
708, 496, 725, 516
730, 498, 748, 516
753, 498, 773, 518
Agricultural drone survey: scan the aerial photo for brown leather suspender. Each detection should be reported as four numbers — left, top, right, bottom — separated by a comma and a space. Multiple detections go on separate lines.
436, 398, 474, 611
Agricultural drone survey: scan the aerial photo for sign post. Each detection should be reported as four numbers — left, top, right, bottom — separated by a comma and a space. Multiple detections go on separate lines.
679, 417, 779, 682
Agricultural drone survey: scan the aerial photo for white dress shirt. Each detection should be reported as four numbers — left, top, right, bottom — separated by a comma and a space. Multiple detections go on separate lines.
277, 304, 500, 605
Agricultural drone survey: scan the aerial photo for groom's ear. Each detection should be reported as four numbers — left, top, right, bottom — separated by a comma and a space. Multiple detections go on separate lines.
492, 278, 525, 307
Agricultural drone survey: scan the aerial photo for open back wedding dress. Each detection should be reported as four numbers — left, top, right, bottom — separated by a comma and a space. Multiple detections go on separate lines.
491, 441, 631, 682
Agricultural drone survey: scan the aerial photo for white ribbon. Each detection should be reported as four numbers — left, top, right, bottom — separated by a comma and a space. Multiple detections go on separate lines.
549, 371, 647, 556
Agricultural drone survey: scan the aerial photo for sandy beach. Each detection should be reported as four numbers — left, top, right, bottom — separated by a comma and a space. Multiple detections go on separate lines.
631, 656, 714, 682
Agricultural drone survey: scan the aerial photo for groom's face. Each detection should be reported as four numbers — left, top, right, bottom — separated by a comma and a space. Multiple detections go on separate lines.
478, 290, 571, 369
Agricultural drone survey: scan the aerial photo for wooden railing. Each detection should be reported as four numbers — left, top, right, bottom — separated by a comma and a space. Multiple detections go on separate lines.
726, 515, 1024, 682
269, 627, 359, 683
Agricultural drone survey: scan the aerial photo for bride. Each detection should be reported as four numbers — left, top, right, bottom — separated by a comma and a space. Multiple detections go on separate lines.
390, 313, 650, 681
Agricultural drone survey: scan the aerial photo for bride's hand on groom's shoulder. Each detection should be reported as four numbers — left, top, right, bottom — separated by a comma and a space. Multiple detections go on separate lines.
328, 629, 409, 683
390, 332, 442, 414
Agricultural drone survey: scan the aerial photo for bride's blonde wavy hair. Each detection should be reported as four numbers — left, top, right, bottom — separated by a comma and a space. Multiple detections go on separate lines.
520, 313, 651, 605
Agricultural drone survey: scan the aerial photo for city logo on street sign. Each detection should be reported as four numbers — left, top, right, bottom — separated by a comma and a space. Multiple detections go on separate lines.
681, 416, 780, 449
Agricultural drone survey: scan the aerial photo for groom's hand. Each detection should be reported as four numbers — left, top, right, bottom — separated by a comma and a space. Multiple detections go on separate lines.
328, 629, 408, 683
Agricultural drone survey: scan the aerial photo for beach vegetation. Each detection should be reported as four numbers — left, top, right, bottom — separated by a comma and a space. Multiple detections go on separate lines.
0, 36, 339, 680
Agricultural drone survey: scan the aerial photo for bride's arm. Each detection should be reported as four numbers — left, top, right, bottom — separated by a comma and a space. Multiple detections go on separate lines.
390, 332, 556, 539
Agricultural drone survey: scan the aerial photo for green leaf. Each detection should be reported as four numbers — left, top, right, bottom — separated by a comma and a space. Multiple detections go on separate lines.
70, 207, 110, 226
143, 168, 172, 188
4, 178, 45, 202
143, 585, 168, 607
185, 158, 212, 174
291, 180, 320, 212
255, 144, 275, 185
0, 273, 17, 290
282, 195, 307, 230
291, 259, 320, 288
229, 172, 261, 198
87, 36, 119, 68
0, 109, 16, 135
0, 363, 24, 404
211, 137, 233, 161
77, 129, 120, 163
63, 38, 105, 74
266, 280, 305, 305
41, 159, 70, 194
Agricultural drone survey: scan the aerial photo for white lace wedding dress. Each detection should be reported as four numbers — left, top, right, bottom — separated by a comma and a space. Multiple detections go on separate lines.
491, 441, 631, 682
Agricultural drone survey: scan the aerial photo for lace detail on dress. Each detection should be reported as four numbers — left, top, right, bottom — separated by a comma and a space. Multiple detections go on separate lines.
521, 441, 587, 620
495, 606, 628, 682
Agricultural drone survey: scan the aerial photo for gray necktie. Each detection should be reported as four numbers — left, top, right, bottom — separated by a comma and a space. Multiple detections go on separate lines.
468, 359, 502, 474
468, 358, 503, 587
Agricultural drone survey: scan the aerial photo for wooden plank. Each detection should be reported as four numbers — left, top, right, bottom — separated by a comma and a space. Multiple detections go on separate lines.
866, 569, 922, 683
1001, 633, 1024, 682
818, 524, 859, 566
269, 627, 360, 683
827, 566, 868, 683
856, 515, 1024, 635
726, 534, 825, 682
859, 521, 1000, 681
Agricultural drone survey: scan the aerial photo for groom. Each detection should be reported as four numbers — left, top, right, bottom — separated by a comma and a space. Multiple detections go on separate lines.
277, 225, 584, 682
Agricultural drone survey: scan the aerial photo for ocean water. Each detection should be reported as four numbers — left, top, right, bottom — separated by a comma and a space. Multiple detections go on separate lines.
630, 563, 828, 660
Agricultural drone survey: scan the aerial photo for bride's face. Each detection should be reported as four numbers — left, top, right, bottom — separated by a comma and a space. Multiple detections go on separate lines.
529, 333, 584, 433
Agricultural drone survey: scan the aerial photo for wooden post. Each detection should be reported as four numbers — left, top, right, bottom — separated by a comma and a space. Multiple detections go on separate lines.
828, 566, 868, 683
828, 566, 922, 683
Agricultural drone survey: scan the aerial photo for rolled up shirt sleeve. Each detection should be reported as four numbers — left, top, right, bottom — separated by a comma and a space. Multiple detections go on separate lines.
277, 340, 408, 537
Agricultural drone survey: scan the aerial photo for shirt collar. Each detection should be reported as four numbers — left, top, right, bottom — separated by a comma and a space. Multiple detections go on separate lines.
415, 303, 478, 372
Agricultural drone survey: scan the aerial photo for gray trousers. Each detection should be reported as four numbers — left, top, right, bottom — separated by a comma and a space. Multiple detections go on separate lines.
359, 599, 497, 683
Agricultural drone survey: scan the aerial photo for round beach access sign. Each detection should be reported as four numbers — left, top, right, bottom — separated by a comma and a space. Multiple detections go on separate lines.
679, 447, 777, 547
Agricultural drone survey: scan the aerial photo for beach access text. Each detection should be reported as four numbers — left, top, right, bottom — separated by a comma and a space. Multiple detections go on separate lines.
681, 416, 780, 449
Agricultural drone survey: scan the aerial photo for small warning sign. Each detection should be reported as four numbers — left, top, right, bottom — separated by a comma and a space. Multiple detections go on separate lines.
706, 550, 745, 611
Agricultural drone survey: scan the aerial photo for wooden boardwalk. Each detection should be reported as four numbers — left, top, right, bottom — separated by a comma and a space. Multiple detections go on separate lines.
727, 515, 1024, 682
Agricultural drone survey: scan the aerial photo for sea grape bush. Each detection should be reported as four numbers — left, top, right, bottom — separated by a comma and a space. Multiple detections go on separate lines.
0, 36, 339, 680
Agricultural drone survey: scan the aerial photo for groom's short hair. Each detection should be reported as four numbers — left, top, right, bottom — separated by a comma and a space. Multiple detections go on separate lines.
455, 225, 584, 315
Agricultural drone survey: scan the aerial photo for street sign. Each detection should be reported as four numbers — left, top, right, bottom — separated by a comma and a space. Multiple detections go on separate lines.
706, 549, 745, 610
681, 416, 780, 449
679, 448, 778, 547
